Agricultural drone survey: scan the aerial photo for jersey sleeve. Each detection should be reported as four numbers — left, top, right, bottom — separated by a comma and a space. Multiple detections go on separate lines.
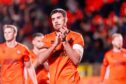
67, 32, 84, 61
72, 33, 84, 47
103, 53, 109, 66
42, 35, 51, 48
100, 52, 110, 80
23, 47, 30, 62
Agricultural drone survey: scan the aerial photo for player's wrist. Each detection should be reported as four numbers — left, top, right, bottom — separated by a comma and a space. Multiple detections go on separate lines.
61, 36, 66, 42
52, 42, 57, 48
61, 30, 70, 42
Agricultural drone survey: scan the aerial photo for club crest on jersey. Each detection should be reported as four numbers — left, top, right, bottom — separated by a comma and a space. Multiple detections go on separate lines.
17, 50, 21, 54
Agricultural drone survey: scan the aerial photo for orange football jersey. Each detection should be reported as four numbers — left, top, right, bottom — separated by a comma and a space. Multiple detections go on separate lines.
101, 49, 126, 84
0, 43, 30, 84
43, 31, 84, 84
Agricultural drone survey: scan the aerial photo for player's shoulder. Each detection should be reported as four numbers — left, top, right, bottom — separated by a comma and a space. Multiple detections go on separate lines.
0, 43, 5, 47
44, 32, 55, 38
17, 43, 29, 50
69, 31, 83, 40
105, 50, 112, 57
0, 43, 5, 50
122, 48, 126, 52
43, 32, 56, 42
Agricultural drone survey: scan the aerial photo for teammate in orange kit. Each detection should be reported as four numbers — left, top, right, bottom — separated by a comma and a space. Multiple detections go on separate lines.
38, 8, 84, 84
100, 33, 126, 84
25, 33, 49, 84
0, 25, 37, 84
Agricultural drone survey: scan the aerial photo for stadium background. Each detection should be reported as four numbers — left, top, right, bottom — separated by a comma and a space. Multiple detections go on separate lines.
0, 0, 126, 83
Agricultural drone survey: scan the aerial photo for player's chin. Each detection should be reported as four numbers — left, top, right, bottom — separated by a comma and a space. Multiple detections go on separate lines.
117, 46, 122, 49
5, 38, 10, 41
54, 27, 60, 31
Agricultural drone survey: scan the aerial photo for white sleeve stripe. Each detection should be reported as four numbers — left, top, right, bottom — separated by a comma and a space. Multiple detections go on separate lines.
104, 66, 110, 79
73, 44, 84, 61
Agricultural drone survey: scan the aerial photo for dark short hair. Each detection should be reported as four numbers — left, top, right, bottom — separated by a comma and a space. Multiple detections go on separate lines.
50, 8, 67, 17
32, 33, 44, 38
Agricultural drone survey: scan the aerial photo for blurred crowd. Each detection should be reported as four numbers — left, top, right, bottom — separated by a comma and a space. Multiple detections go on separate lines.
0, 0, 126, 63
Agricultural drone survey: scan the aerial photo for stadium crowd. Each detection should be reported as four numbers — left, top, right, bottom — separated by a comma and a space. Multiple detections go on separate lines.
0, 0, 126, 63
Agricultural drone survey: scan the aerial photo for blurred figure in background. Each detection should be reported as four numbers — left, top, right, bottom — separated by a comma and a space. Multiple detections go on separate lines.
100, 33, 126, 84
25, 33, 49, 84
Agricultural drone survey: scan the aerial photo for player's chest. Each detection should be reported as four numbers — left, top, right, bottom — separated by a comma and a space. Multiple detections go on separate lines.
1, 47, 23, 60
108, 52, 126, 64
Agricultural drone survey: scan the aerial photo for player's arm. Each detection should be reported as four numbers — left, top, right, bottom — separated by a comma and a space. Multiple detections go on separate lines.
43, 61, 50, 79
24, 60, 38, 84
33, 54, 49, 70
43, 61, 49, 71
100, 64, 107, 81
62, 41, 84, 65
100, 54, 109, 82
32, 58, 39, 69
59, 27, 84, 65
38, 35, 59, 64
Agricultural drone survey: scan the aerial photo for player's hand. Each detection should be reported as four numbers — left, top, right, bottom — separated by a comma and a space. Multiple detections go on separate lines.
54, 32, 60, 46
59, 26, 68, 41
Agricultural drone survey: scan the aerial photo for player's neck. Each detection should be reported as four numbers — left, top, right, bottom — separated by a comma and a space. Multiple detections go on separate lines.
6, 40, 17, 48
112, 47, 122, 52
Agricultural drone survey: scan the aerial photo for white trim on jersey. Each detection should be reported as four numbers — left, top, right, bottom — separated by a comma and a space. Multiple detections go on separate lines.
73, 44, 84, 62
104, 66, 110, 79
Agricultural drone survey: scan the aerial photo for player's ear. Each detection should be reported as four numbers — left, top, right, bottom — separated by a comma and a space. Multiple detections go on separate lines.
14, 32, 17, 38
65, 17, 68, 23
112, 40, 114, 45
32, 39, 35, 45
